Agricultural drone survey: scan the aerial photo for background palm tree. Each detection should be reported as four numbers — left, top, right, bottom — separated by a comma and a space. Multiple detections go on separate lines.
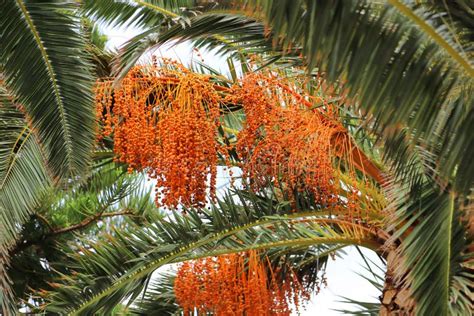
2, 0, 472, 315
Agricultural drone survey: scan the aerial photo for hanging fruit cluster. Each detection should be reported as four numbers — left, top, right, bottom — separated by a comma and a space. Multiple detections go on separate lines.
95, 63, 220, 208
224, 73, 361, 211
174, 250, 310, 315
95, 61, 378, 213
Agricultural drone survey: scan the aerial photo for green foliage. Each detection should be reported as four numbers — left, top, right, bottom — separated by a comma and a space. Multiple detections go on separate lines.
8, 165, 158, 311
387, 182, 472, 315
1, 0, 95, 181
82, 0, 197, 29
2, 1, 472, 314
129, 272, 179, 315
1, 2, 94, 311
0, 84, 51, 313
114, 13, 268, 78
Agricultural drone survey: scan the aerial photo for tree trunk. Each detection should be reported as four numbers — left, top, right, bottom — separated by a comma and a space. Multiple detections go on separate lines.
380, 250, 414, 315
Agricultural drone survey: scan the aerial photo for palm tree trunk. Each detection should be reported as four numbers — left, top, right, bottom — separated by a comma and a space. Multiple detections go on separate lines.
380, 250, 414, 315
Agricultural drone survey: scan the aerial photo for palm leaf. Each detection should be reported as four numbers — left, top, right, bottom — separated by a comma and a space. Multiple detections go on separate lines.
1, 3, 95, 311
0, 84, 50, 314
82, 0, 197, 29
1, 0, 95, 180
128, 272, 179, 315
113, 12, 267, 79
42, 189, 384, 314
386, 182, 472, 315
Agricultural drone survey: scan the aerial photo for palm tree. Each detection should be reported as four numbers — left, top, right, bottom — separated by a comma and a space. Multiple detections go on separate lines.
3, 0, 473, 315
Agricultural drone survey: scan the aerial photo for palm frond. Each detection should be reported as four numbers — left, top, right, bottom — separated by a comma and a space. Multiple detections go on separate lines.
420, 0, 473, 53
388, 0, 472, 74
0, 84, 50, 314
114, 13, 266, 79
0, 85, 49, 256
1, 0, 95, 180
1, 6, 97, 307
82, 0, 198, 30
386, 181, 472, 315
42, 189, 384, 314
129, 272, 179, 315
82, 19, 116, 78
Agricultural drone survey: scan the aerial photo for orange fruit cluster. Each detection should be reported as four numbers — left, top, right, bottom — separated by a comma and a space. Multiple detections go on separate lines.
225, 73, 357, 211
174, 251, 309, 315
95, 64, 220, 208
95, 62, 371, 214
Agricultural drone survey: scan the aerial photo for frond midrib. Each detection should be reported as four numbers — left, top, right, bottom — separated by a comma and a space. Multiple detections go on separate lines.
69, 212, 382, 315
0, 127, 31, 190
388, 0, 473, 76
15, 0, 74, 172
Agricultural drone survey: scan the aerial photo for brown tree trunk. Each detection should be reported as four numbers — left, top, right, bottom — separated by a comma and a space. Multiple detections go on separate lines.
380, 250, 414, 315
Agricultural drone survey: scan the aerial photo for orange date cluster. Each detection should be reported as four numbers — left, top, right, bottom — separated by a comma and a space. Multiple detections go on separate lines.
174, 251, 310, 315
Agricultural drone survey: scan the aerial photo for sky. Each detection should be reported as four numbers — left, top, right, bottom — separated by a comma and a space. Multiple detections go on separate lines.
103, 25, 384, 315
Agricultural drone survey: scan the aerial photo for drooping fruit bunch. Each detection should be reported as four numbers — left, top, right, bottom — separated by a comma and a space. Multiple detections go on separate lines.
95, 62, 381, 213
174, 250, 309, 315
95, 63, 221, 208
225, 73, 363, 212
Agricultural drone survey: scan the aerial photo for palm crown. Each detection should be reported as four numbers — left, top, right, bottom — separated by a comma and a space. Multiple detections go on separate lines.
0, 1, 472, 315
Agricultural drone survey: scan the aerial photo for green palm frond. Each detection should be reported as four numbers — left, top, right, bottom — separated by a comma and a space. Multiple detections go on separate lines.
8, 165, 158, 311
422, 0, 473, 55
129, 272, 179, 315
386, 181, 472, 315
1, 5, 97, 306
113, 13, 266, 79
0, 85, 49, 258
0, 84, 50, 314
42, 189, 384, 315
389, 0, 472, 68
1, 0, 95, 180
82, 19, 116, 78
82, 0, 198, 30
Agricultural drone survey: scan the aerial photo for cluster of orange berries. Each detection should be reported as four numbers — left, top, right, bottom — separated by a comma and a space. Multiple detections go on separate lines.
225, 73, 355, 210
95, 62, 220, 208
95, 61, 372, 213
174, 251, 310, 315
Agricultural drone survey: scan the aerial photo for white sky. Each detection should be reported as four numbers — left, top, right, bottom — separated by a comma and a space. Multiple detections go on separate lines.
104, 26, 384, 315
